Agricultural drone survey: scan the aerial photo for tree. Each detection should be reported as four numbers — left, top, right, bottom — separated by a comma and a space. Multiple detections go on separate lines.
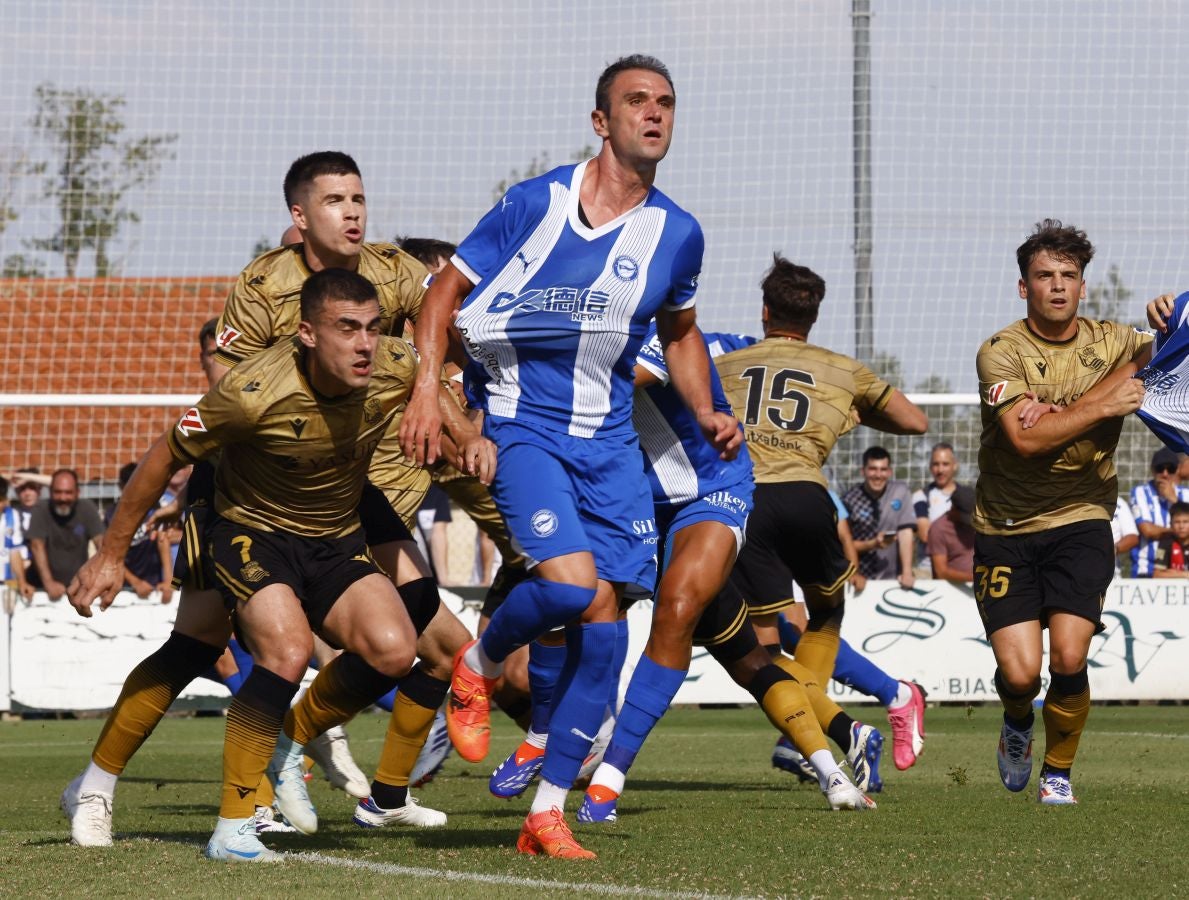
28, 83, 177, 277
492, 145, 594, 203
2, 254, 45, 278
1085, 264, 1133, 324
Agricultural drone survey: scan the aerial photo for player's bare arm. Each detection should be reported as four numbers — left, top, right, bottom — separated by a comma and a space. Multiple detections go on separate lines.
1146, 293, 1178, 333
401, 262, 472, 465
67, 434, 183, 618
437, 383, 498, 485
997, 351, 1150, 458
857, 389, 928, 435
657, 307, 742, 460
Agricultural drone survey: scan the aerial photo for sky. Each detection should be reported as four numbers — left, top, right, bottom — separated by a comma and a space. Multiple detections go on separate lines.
3, 0, 1189, 390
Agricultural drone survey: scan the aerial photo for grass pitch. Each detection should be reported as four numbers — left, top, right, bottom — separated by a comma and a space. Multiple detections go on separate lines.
2, 705, 1186, 898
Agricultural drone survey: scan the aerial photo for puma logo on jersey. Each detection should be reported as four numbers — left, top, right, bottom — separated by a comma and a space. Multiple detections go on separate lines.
515, 250, 537, 272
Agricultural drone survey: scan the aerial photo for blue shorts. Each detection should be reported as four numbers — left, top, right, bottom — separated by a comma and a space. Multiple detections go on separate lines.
485, 416, 658, 596
656, 476, 753, 569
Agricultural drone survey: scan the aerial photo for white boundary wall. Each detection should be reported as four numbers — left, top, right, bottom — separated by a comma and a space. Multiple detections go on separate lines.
3, 580, 1187, 713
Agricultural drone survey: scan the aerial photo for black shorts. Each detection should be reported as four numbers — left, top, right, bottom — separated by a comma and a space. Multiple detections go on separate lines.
359, 481, 414, 546
731, 481, 853, 615
171, 460, 217, 591
973, 520, 1114, 637
693, 578, 750, 648
206, 515, 380, 631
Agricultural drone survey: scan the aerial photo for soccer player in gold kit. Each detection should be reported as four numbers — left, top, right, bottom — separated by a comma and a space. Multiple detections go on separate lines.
68, 269, 493, 861
975, 220, 1149, 804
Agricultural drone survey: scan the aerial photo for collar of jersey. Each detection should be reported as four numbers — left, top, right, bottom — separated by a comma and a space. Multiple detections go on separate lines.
565, 159, 652, 241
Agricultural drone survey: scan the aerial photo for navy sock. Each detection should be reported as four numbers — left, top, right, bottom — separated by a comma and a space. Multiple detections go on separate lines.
832, 639, 899, 706
539, 622, 618, 789
528, 638, 568, 734
601, 654, 686, 777
480, 579, 596, 663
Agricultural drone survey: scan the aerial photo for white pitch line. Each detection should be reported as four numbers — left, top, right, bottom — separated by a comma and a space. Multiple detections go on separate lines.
293, 850, 748, 899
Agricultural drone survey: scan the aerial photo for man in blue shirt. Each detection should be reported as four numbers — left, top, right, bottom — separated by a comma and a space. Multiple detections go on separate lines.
402, 54, 739, 859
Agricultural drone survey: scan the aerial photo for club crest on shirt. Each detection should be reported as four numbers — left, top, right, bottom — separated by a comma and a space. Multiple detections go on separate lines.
364, 398, 383, 424
240, 561, 270, 583
531, 509, 559, 537
612, 255, 640, 282
1078, 346, 1106, 372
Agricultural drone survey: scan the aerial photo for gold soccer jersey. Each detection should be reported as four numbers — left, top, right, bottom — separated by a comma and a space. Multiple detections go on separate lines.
213, 242, 428, 367
975, 317, 1151, 535
716, 337, 893, 486
166, 336, 417, 538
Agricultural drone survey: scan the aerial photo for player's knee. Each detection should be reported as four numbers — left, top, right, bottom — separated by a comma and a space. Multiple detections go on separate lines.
255, 636, 314, 683
544, 580, 598, 621
1048, 646, 1088, 675
996, 665, 1041, 697
363, 640, 416, 680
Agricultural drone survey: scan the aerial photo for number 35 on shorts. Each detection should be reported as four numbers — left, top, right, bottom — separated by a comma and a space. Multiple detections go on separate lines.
974, 565, 1011, 604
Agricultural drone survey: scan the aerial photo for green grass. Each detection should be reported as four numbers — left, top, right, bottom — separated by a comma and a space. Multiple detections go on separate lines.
2, 706, 1186, 898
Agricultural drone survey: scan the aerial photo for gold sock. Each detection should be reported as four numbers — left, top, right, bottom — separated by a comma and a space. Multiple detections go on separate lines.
790, 624, 841, 690
219, 667, 298, 820
374, 693, 438, 788
995, 669, 1041, 722
759, 678, 829, 757
92, 633, 222, 775
286, 652, 395, 745
773, 655, 845, 728
1042, 668, 1090, 771
256, 776, 275, 809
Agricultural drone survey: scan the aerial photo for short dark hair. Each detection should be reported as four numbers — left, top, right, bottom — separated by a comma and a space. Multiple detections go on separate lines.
1171, 501, 1189, 519
117, 461, 137, 489
397, 237, 457, 269
199, 318, 218, 348
300, 268, 378, 322
595, 55, 674, 115
931, 441, 956, 457
283, 151, 361, 208
862, 446, 891, 467
761, 255, 826, 332
51, 468, 80, 488
1016, 219, 1095, 279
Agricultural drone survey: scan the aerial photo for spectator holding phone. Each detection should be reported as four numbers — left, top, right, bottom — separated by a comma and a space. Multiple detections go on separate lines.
842, 446, 918, 589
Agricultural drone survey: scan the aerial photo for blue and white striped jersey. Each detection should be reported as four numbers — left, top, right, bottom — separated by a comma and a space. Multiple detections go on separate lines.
633, 327, 754, 506
453, 161, 703, 438
1139, 290, 1189, 452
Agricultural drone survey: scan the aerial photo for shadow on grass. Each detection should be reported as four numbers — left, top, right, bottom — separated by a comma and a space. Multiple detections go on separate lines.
120, 776, 223, 786
628, 778, 772, 793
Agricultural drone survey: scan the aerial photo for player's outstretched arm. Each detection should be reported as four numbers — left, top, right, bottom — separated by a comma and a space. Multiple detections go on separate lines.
657, 307, 742, 460
68, 433, 182, 618
860, 389, 928, 435
402, 263, 473, 466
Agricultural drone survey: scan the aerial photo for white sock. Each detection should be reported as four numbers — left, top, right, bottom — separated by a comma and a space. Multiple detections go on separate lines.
525, 728, 548, 750
465, 640, 504, 679
589, 762, 626, 796
808, 750, 841, 790
888, 682, 913, 710
529, 778, 569, 815
79, 761, 118, 796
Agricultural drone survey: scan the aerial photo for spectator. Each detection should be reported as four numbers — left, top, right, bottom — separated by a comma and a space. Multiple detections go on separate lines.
1111, 496, 1139, 576
1, 476, 34, 612
105, 462, 174, 602
842, 446, 918, 589
415, 484, 454, 586
927, 484, 975, 582
1153, 501, 1189, 578
8, 468, 46, 589
1130, 447, 1189, 576
25, 468, 105, 601
912, 443, 961, 574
